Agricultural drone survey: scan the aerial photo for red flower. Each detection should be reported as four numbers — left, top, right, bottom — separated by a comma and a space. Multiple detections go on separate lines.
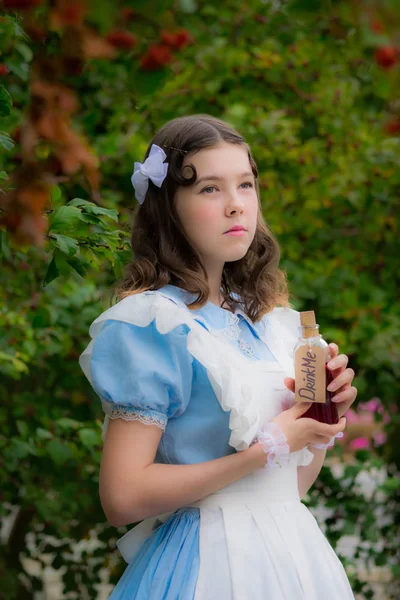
58, 4, 86, 26
0, 64, 8, 76
370, 19, 384, 34
106, 30, 137, 50
140, 44, 173, 71
384, 119, 400, 135
254, 14, 268, 24
374, 46, 398, 69
160, 31, 177, 47
175, 29, 193, 49
160, 29, 193, 50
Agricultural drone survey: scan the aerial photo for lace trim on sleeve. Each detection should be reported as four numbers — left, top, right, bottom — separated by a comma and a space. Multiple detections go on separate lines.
103, 403, 168, 430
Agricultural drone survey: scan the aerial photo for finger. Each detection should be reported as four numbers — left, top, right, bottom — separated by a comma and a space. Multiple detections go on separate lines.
328, 343, 339, 360
334, 417, 347, 434
327, 353, 348, 375
315, 417, 347, 436
331, 386, 358, 404
284, 377, 295, 393
327, 368, 355, 393
337, 388, 358, 418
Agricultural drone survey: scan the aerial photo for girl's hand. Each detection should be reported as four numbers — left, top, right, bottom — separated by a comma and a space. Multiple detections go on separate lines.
326, 343, 358, 418
271, 402, 347, 453
283, 343, 358, 419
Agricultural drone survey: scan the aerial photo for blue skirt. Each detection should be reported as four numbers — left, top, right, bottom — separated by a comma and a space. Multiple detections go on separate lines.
109, 507, 200, 599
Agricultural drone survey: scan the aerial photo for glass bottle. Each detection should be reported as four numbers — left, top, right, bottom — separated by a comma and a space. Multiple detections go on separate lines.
294, 311, 339, 425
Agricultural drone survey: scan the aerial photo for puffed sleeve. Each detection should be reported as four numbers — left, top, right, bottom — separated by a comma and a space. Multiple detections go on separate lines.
89, 319, 193, 431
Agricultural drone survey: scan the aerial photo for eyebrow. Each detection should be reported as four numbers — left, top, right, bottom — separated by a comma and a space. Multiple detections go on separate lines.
194, 171, 254, 187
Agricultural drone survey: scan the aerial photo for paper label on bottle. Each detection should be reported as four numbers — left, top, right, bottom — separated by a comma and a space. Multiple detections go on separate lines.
295, 345, 326, 404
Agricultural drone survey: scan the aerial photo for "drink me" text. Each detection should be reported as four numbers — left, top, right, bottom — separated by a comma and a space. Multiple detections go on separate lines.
298, 350, 317, 401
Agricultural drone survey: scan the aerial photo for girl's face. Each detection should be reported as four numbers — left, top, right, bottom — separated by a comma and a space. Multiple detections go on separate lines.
174, 142, 259, 276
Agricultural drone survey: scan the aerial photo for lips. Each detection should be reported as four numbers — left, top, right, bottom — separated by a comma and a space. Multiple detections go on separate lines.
224, 226, 246, 233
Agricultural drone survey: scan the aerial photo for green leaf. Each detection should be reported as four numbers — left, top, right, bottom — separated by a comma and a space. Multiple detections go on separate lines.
12, 19, 29, 39
15, 41, 33, 62
0, 86, 12, 117
49, 206, 88, 233
0, 131, 14, 151
50, 234, 79, 257
0, 231, 11, 261
69, 198, 118, 222
31, 307, 51, 328
16, 420, 29, 440
36, 428, 53, 440
11, 439, 35, 459
66, 256, 88, 277
56, 418, 80, 431
47, 440, 73, 466
78, 428, 100, 448
0, 351, 29, 373
73, 212, 105, 226
391, 564, 400, 580
42, 256, 60, 287
86, 0, 115, 34
51, 186, 62, 203
129, 68, 170, 98
379, 477, 400, 492
52, 250, 75, 276
180, 0, 197, 13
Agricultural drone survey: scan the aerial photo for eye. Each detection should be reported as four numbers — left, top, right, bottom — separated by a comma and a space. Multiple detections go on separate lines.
201, 185, 218, 194
240, 181, 254, 189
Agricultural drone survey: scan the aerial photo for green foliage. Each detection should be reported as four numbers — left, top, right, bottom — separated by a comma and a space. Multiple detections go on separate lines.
44, 192, 126, 285
1, 1, 399, 598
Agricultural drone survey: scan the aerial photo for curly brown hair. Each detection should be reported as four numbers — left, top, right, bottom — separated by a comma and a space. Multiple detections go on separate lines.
114, 114, 289, 322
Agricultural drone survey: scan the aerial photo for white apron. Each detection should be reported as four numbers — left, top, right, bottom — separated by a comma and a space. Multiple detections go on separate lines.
79, 291, 355, 600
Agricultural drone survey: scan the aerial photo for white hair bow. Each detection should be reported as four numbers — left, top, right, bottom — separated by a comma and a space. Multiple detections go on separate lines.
131, 144, 168, 204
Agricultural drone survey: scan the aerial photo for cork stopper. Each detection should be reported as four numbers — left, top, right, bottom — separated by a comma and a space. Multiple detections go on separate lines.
300, 310, 319, 338
300, 311, 316, 327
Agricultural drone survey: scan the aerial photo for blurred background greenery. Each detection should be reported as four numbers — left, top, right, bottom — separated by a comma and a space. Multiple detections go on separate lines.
1, 0, 399, 598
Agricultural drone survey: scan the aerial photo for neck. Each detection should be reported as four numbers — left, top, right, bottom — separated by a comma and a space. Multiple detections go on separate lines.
204, 263, 224, 306
207, 281, 224, 307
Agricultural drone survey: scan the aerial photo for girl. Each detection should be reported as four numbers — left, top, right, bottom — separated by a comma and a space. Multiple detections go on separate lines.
79, 114, 357, 599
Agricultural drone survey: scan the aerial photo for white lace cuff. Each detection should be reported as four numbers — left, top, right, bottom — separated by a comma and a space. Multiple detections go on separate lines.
309, 431, 344, 450
103, 402, 168, 430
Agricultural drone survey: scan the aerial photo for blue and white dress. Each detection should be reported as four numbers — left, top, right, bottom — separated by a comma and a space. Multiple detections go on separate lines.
79, 284, 355, 600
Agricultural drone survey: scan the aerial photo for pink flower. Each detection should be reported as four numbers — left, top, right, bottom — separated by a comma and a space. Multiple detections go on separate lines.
373, 432, 387, 446
349, 437, 370, 450
345, 408, 373, 425
345, 408, 360, 424
358, 397, 384, 414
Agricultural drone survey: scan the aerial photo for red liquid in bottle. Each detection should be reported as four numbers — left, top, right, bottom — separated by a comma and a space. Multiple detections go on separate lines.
300, 364, 339, 425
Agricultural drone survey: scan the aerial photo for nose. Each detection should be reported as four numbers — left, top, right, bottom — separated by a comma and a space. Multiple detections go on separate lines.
225, 189, 245, 215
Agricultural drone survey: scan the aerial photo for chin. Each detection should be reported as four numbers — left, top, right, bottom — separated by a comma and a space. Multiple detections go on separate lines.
223, 248, 249, 262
